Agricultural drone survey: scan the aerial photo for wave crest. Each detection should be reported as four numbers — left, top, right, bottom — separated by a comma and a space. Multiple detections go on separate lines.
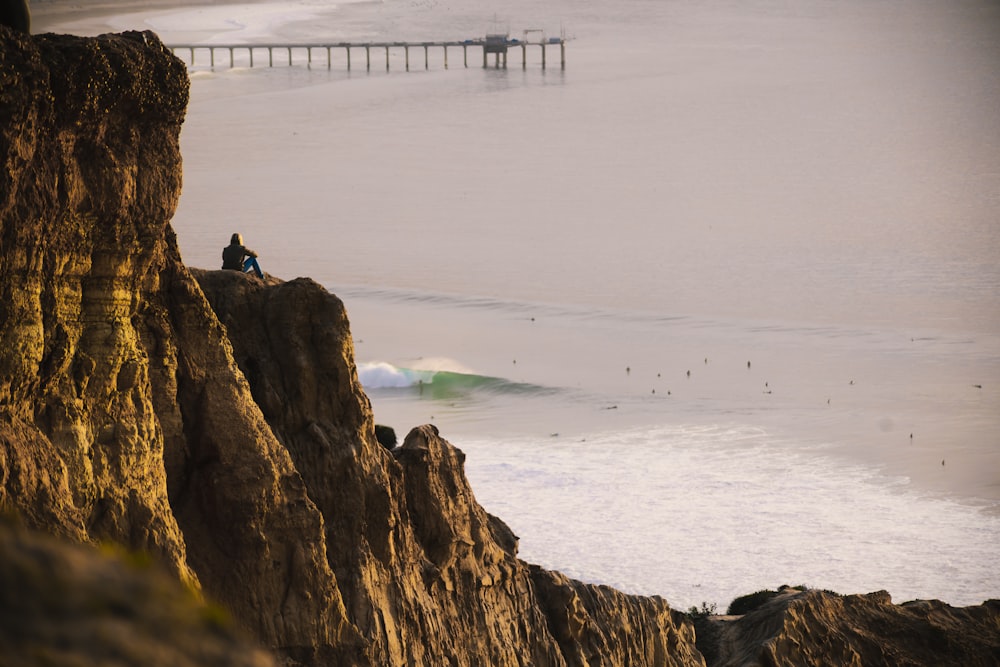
358, 361, 555, 397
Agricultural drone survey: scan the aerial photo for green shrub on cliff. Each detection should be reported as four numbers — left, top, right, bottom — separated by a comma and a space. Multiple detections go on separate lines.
727, 585, 818, 615
686, 601, 717, 619
727, 589, 781, 615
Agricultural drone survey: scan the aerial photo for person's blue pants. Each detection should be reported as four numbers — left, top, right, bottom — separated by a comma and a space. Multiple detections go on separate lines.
243, 257, 263, 278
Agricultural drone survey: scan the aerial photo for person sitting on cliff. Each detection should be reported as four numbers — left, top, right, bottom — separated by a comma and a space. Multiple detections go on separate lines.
222, 233, 264, 278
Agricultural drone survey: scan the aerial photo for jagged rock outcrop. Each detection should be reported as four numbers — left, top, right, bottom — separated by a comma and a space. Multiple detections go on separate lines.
3, 25, 999, 667
694, 587, 1000, 667
192, 269, 703, 667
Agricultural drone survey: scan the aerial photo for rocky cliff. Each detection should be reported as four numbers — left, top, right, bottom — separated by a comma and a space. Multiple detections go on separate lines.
695, 587, 1000, 667
0, 28, 700, 666
1, 26, 355, 659
2, 26, 998, 667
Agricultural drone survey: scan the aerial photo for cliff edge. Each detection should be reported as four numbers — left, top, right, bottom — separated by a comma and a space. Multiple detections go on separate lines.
2, 26, 997, 667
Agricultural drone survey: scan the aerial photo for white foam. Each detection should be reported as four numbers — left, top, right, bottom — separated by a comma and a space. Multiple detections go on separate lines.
459, 425, 1000, 610
358, 361, 415, 388
406, 357, 477, 374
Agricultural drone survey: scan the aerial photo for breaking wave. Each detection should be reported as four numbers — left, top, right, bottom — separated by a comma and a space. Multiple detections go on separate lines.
358, 361, 555, 398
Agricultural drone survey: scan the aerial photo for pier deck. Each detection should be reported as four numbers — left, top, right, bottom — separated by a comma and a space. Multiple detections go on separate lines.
168, 38, 566, 71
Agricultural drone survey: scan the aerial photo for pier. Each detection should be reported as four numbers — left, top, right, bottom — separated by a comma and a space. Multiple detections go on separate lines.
168, 35, 566, 72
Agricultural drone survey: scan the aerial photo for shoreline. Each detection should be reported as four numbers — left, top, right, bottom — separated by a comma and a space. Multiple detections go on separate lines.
31, 0, 276, 34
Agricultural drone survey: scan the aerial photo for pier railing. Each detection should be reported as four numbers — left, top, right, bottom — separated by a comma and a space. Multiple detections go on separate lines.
167, 38, 566, 72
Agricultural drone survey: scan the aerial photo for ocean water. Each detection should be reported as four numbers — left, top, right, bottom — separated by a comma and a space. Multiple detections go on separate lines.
40, 0, 1000, 610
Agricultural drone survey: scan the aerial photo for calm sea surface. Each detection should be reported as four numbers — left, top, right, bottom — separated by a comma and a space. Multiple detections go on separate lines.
42, 0, 1000, 609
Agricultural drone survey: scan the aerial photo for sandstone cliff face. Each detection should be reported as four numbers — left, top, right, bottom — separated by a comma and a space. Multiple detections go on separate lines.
192, 269, 703, 667
3, 26, 999, 667
1, 27, 356, 660
1, 27, 193, 568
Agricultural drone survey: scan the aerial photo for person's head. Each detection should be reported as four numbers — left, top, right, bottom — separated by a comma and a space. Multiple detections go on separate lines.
230, 233, 242, 245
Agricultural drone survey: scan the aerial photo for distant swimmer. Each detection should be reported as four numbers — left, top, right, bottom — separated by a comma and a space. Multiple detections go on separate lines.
222, 233, 264, 278
0, 0, 30, 33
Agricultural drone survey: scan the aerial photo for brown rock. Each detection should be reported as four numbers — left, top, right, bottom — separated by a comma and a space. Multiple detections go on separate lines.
194, 270, 704, 667
0, 29, 356, 662
0, 516, 277, 667
697, 587, 1000, 666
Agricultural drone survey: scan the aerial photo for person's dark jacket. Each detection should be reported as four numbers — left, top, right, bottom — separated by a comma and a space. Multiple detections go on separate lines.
222, 243, 257, 270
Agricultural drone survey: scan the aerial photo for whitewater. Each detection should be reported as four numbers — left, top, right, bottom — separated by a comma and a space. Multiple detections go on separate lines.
37, 0, 1000, 611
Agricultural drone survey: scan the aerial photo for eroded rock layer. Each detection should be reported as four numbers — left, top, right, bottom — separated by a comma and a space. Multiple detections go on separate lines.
1, 28, 355, 661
